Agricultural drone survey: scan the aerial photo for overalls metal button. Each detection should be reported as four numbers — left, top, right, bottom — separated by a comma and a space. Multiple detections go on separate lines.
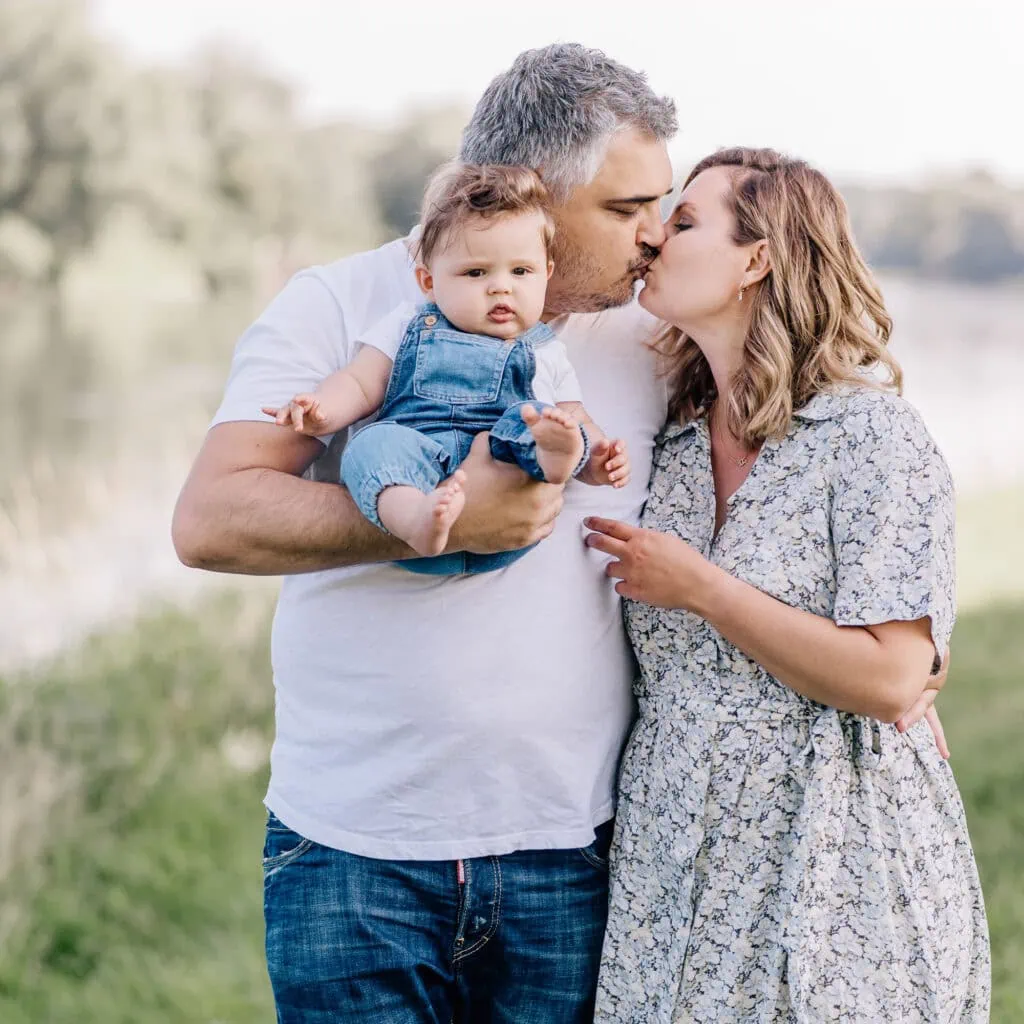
423, 315, 438, 326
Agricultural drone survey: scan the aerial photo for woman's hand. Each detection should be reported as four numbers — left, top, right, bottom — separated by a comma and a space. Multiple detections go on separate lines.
896, 648, 951, 758
583, 516, 717, 610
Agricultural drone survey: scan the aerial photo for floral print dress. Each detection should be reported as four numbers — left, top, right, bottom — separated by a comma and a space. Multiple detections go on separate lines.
595, 388, 990, 1023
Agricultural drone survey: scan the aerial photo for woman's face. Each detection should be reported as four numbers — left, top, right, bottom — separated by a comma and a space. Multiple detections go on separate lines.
639, 165, 757, 332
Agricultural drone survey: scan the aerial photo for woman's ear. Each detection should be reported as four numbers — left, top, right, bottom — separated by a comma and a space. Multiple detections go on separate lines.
546, 259, 554, 280
743, 239, 771, 287
415, 263, 434, 296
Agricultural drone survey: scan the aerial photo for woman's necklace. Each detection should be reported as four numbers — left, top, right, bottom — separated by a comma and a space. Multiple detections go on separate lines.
710, 405, 756, 468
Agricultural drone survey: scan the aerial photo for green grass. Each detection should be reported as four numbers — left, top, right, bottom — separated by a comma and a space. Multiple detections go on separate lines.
0, 590, 278, 1024
0, 590, 1021, 1022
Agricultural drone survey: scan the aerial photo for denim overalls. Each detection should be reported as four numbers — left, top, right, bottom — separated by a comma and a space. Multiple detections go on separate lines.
341, 302, 589, 575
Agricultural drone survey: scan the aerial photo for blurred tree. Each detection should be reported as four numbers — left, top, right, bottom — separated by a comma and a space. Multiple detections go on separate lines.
0, 0, 130, 332
122, 46, 307, 299
368, 106, 467, 238
938, 205, 1024, 283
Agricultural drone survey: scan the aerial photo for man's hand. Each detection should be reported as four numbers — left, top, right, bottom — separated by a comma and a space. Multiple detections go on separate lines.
896, 648, 951, 758
448, 432, 564, 554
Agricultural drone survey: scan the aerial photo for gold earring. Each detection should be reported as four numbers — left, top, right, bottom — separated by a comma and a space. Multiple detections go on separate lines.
738, 287, 745, 303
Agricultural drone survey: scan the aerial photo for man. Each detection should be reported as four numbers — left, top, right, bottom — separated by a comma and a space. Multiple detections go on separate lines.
173, 42, 947, 1023
173, 43, 676, 1022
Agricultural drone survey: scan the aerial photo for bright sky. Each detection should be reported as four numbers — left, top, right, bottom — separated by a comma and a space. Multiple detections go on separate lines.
93, 0, 1023, 184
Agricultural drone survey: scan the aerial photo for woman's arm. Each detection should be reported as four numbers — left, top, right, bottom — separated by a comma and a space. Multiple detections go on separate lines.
583, 518, 940, 724
695, 563, 936, 723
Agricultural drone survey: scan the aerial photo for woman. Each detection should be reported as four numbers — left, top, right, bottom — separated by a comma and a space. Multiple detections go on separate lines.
586, 148, 989, 1022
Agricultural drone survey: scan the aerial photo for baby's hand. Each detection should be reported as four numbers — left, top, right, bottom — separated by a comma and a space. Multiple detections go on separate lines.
261, 394, 330, 435
589, 438, 630, 489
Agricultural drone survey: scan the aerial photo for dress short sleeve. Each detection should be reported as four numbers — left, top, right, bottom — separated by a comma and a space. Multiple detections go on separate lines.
830, 392, 956, 656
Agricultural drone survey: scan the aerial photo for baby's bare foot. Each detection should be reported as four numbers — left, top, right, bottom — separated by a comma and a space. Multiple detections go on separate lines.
408, 472, 467, 557
522, 405, 584, 484
378, 471, 467, 557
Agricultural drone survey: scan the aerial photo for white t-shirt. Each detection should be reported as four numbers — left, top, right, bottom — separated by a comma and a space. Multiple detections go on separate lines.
360, 301, 584, 406
211, 236, 668, 859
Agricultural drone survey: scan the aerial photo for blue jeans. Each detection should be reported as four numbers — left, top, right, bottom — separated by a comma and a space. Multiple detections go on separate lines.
263, 812, 613, 1023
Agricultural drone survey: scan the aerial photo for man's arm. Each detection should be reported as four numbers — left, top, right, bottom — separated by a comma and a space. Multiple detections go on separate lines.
172, 424, 564, 575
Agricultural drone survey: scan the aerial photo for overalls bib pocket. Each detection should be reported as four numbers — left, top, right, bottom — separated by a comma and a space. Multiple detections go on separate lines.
412, 328, 512, 405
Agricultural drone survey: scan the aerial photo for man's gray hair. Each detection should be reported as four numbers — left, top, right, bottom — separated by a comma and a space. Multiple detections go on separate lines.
460, 43, 677, 203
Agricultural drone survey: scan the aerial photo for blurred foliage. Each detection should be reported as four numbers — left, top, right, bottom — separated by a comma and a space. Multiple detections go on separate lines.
0, 0, 466, 321
843, 171, 1024, 284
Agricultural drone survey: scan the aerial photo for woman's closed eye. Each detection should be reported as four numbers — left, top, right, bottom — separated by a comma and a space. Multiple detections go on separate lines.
672, 219, 692, 233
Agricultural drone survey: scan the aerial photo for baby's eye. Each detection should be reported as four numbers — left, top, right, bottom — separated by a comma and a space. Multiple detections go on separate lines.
511, 267, 531, 276
464, 269, 485, 277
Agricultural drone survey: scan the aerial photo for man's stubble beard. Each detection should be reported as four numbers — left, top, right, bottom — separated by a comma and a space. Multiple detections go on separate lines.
546, 232, 641, 317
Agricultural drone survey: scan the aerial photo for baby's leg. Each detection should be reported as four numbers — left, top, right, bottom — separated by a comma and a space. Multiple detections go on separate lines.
341, 423, 465, 556
490, 402, 587, 485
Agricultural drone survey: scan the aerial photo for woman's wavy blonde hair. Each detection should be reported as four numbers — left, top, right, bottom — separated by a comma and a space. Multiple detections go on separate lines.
659, 147, 902, 444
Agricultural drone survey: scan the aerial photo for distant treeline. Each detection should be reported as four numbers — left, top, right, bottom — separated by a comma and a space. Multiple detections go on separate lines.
2, 0, 1022, 324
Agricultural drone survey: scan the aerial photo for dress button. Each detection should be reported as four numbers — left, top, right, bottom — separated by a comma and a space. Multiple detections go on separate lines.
424, 315, 438, 326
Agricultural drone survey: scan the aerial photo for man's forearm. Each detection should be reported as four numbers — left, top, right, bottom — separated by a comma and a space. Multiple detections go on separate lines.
172, 467, 413, 575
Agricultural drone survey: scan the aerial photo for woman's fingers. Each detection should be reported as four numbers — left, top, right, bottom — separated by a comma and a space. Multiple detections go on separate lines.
604, 559, 627, 580
583, 516, 636, 541
896, 688, 935, 732
924, 705, 950, 759
895, 691, 950, 759
585, 531, 628, 558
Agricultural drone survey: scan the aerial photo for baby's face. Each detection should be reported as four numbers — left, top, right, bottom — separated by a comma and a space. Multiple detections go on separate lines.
423, 210, 553, 339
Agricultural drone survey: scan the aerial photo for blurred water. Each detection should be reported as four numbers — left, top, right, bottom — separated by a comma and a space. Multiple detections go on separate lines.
1, 277, 1021, 672
885, 278, 1024, 492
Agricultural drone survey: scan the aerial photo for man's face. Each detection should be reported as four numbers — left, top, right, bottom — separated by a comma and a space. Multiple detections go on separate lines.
545, 128, 674, 317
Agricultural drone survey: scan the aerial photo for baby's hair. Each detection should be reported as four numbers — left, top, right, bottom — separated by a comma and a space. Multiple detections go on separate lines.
415, 162, 555, 266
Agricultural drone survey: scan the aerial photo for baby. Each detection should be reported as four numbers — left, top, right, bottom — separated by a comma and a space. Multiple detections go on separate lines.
264, 163, 630, 574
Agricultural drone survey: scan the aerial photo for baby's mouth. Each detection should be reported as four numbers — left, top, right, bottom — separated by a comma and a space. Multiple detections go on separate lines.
488, 304, 516, 321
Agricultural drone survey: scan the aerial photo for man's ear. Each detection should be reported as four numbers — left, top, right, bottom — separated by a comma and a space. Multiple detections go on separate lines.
546, 259, 554, 280
414, 263, 433, 296
743, 239, 771, 287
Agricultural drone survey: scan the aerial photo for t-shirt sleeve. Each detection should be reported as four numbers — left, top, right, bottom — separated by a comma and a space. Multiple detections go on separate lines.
549, 342, 585, 404
830, 393, 956, 657
210, 268, 348, 439
358, 302, 417, 360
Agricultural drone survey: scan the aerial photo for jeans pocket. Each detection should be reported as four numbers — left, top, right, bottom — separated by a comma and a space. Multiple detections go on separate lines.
263, 813, 316, 874
413, 329, 510, 404
578, 819, 614, 870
